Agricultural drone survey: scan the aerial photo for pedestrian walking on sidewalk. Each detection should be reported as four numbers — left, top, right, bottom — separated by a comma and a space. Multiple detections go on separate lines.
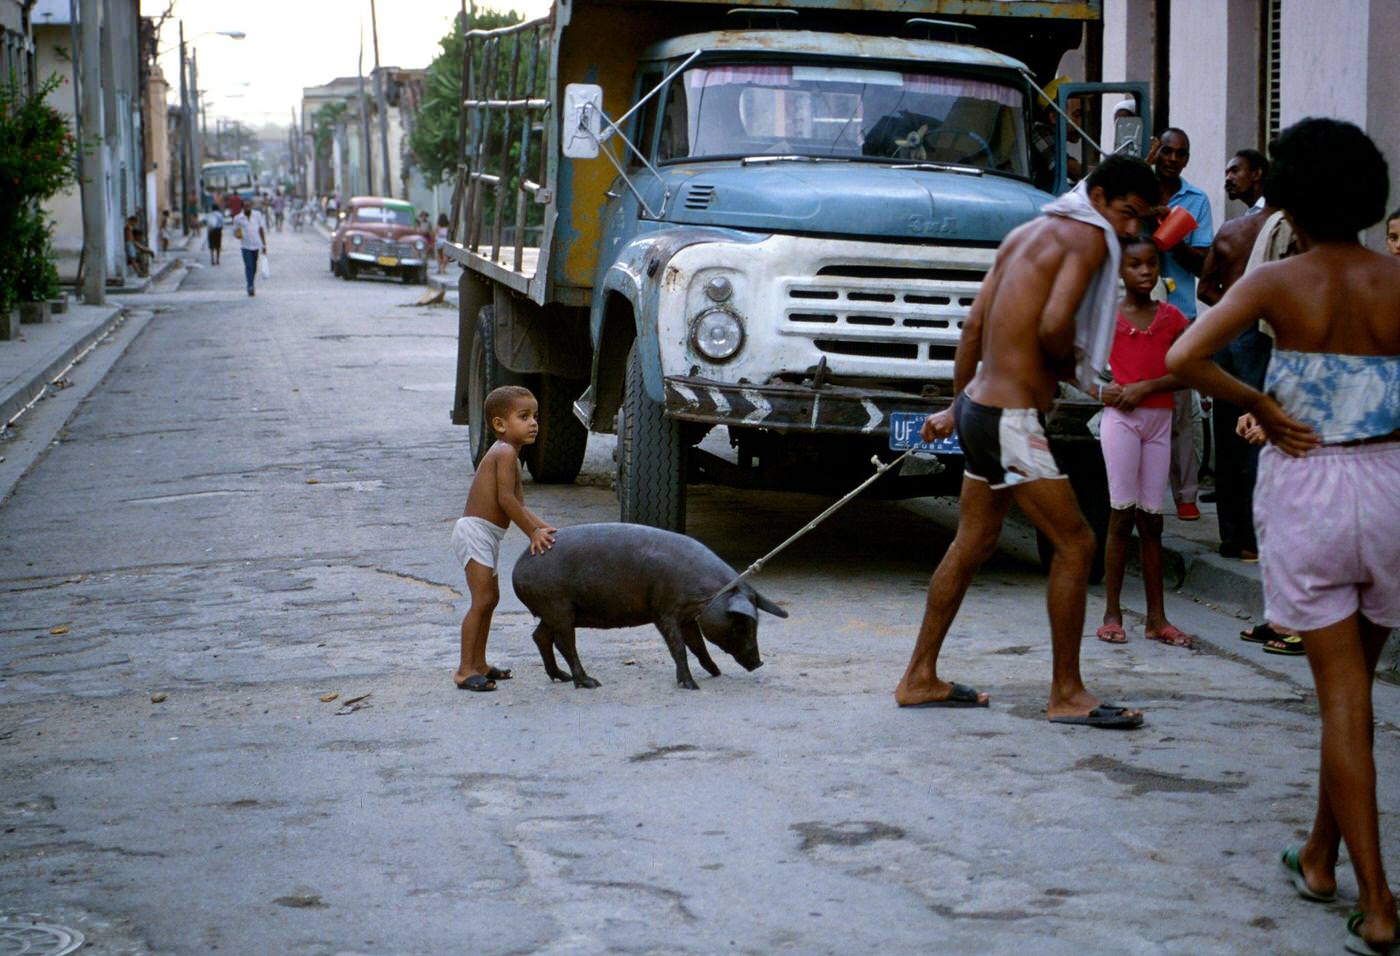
1092, 235, 1193, 649
205, 201, 224, 266
231, 198, 268, 297
894, 157, 1159, 729
1168, 117, 1400, 956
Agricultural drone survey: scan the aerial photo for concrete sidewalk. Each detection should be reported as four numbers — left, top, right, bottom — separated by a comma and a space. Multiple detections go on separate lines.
0, 301, 126, 427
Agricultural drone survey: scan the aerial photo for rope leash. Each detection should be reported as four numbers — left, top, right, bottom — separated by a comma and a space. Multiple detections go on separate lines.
698, 449, 918, 615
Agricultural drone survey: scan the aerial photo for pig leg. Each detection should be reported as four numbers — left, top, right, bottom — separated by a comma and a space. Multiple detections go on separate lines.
679, 620, 721, 677
657, 622, 701, 690
531, 622, 574, 684
550, 625, 601, 689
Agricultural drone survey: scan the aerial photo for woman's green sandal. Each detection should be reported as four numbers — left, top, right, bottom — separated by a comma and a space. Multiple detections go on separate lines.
1281, 845, 1337, 903
1345, 910, 1399, 955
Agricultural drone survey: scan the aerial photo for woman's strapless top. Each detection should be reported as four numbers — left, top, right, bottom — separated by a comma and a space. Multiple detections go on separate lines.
1265, 349, 1400, 444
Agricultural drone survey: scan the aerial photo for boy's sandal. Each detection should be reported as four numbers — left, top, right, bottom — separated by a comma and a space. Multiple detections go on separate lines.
1145, 625, 1193, 648
1095, 624, 1128, 644
1346, 911, 1399, 955
455, 674, 497, 692
1263, 635, 1306, 656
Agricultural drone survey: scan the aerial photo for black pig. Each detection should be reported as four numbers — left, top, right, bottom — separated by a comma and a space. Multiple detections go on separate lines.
511, 523, 787, 689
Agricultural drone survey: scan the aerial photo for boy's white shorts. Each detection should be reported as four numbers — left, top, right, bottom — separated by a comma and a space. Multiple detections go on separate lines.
452, 516, 507, 575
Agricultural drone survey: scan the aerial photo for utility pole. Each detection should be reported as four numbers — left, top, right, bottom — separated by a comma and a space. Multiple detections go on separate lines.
370, 0, 392, 196
178, 21, 189, 235
357, 29, 373, 196
78, 0, 107, 304
190, 48, 202, 179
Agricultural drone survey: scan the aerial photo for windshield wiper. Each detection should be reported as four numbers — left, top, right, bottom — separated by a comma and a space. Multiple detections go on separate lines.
888, 161, 983, 177
739, 155, 851, 165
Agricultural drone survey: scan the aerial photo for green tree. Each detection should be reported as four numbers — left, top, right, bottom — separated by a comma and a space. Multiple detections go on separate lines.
408, 8, 525, 188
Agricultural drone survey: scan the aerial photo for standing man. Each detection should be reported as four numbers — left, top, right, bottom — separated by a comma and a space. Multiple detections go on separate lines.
1198, 148, 1274, 560
1152, 128, 1214, 519
894, 156, 1158, 729
231, 196, 268, 297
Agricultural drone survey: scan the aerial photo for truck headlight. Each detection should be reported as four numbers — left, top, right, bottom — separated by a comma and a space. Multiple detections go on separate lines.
704, 276, 733, 302
413, 238, 426, 251
691, 309, 744, 361
351, 234, 363, 246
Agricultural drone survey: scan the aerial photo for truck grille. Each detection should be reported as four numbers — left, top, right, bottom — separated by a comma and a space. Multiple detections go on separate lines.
782, 261, 983, 364
363, 238, 411, 258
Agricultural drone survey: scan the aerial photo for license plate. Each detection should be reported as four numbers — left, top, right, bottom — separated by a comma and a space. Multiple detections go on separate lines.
888, 410, 961, 455
376, 255, 399, 266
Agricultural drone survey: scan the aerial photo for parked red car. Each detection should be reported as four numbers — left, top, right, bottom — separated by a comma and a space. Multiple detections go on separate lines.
329, 197, 432, 284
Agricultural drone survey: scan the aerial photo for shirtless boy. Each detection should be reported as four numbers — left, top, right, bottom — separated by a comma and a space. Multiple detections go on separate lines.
894, 155, 1158, 728
451, 386, 557, 691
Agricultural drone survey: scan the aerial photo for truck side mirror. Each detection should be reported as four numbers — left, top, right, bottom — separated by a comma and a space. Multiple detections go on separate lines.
563, 83, 604, 159
1114, 117, 1145, 157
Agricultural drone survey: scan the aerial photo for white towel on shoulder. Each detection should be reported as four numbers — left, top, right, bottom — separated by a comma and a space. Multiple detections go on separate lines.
1040, 181, 1121, 390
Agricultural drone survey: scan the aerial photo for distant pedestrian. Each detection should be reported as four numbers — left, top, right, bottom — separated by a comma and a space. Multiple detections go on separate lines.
1168, 118, 1399, 956
1093, 234, 1192, 648
231, 199, 268, 297
1197, 148, 1276, 562
1387, 207, 1400, 256
158, 210, 172, 253
205, 202, 224, 265
436, 213, 450, 274
124, 215, 152, 277
1151, 127, 1214, 520
452, 385, 556, 691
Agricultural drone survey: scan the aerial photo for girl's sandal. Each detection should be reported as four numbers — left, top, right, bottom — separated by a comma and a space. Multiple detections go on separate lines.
1345, 911, 1399, 955
1096, 624, 1128, 644
1145, 625, 1193, 648
1263, 634, 1306, 656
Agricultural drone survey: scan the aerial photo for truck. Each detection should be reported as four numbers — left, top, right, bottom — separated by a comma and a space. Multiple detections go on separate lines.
441, 0, 1146, 572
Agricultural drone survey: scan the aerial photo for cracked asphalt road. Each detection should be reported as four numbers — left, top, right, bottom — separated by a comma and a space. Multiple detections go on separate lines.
1, 229, 1398, 955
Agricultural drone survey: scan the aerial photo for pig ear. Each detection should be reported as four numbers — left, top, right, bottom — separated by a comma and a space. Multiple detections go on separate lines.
725, 591, 758, 620
751, 590, 789, 619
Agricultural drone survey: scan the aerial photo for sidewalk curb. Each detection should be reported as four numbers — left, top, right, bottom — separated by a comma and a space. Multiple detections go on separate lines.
1, 305, 126, 427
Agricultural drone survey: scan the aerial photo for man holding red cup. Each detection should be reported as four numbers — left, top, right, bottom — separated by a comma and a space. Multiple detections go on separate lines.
1151, 128, 1214, 520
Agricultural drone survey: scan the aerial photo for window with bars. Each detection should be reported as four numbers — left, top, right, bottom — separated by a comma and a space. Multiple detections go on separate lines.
1261, 0, 1282, 146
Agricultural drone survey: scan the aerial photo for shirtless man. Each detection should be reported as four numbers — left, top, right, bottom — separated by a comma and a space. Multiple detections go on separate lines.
1198, 148, 1276, 562
895, 155, 1159, 728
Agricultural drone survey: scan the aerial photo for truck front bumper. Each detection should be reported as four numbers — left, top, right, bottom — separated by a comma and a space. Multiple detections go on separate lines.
662, 375, 1100, 442
347, 252, 426, 267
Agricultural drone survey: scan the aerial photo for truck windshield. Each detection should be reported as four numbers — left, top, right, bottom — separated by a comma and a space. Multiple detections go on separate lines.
658, 63, 1029, 178
353, 205, 416, 225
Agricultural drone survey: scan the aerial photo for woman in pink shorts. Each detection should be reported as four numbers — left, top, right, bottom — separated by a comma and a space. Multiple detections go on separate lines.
1169, 119, 1400, 955
1092, 235, 1193, 648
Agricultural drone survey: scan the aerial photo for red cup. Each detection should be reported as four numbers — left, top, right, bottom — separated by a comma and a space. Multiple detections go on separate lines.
1153, 206, 1197, 250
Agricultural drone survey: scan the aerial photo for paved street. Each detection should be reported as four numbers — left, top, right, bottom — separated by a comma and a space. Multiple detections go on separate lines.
2, 228, 1398, 955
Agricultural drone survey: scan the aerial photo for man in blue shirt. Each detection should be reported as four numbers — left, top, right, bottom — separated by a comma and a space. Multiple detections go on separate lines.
1153, 128, 1213, 518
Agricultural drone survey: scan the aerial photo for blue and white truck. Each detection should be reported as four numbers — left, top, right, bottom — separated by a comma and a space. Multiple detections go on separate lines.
443, 0, 1141, 566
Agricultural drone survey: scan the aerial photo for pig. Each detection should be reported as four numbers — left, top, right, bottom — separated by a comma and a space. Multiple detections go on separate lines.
511, 523, 788, 689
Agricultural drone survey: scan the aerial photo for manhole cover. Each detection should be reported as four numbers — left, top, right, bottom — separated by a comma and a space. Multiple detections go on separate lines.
0, 920, 85, 956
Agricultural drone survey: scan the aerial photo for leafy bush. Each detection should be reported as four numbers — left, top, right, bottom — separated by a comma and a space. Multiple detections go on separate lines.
0, 73, 78, 310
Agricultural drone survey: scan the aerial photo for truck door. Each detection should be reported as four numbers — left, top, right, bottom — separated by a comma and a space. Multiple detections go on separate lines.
1053, 81, 1152, 195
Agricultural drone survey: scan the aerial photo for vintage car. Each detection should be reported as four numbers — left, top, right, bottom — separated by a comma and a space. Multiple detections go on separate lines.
329, 197, 432, 284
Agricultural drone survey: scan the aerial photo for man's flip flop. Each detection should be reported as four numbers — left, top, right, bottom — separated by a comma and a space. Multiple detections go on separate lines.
485, 666, 513, 681
1146, 625, 1193, 648
1049, 703, 1144, 729
1264, 635, 1306, 656
1096, 624, 1127, 644
1346, 911, 1399, 955
900, 682, 989, 708
1280, 845, 1336, 903
455, 674, 496, 692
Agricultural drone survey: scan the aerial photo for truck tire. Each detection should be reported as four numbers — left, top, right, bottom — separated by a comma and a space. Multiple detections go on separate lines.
1035, 443, 1109, 584
340, 254, 356, 281
466, 305, 526, 466
615, 341, 685, 531
523, 373, 588, 484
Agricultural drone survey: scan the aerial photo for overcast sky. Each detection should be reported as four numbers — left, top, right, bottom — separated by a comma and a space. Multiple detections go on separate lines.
148, 0, 551, 128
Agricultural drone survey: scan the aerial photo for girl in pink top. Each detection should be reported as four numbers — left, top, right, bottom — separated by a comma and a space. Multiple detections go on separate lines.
1092, 235, 1193, 648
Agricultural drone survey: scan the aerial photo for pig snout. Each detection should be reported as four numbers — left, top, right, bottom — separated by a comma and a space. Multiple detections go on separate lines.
739, 656, 763, 672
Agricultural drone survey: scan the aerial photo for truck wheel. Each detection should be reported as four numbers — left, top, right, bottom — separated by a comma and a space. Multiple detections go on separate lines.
340, 255, 356, 281
616, 341, 685, 531
466, 305, 526, 466
523, 373, 588, 484
1035, 443, 1109, 584
401, 267, 414, 285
